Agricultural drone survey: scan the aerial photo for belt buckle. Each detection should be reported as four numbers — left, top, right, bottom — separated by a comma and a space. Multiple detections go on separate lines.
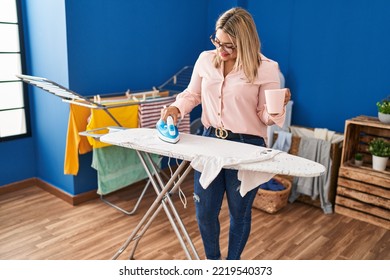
215, 127, 228, 139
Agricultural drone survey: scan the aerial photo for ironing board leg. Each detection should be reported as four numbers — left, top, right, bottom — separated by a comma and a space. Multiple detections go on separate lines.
143, 152, 199, 259
112, 157, 188, 260
127, 202, 164, 260
99, 156, 168, 215
112, 152, 199, 260
130, 152, 198, 260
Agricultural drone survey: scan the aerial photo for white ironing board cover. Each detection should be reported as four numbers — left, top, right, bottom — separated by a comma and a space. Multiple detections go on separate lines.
100, 128, 325, 177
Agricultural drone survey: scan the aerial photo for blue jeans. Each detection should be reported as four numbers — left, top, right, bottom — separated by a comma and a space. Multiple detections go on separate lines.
193, 127, 266, 260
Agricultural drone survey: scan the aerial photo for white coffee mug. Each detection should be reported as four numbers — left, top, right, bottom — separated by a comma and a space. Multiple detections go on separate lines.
265, 89, 286, 114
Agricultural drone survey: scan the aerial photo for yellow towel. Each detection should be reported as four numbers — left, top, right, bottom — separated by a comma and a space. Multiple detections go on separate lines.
64, 103, 139, 175
64, 104, 93, 175
86, 105, 139, 148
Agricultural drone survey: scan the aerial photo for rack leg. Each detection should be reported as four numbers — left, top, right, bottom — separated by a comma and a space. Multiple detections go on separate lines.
99, 179, 150, 215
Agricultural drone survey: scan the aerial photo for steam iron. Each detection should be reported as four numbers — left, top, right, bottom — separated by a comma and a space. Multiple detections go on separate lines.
156, 116, 180, 144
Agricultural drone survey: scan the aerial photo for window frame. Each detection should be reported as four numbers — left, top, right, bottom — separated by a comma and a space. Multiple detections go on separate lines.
0, 0, 31, 142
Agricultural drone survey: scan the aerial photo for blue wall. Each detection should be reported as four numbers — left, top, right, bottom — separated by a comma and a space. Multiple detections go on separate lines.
21, 0, 75, 193
248, 0, 390, 132
0, 0, 74, 190
64, 0, 209, 194
1, 0, 390, 195
0, 0, 210, 194
66, 0, 208, 94
0, 137, 35, 185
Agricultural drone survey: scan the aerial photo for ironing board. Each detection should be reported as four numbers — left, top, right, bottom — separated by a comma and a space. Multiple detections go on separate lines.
100, 128, 326, 260
16, 67, 193, 216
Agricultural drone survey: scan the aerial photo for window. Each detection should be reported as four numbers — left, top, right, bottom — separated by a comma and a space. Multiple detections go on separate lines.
0, 0, 30, 141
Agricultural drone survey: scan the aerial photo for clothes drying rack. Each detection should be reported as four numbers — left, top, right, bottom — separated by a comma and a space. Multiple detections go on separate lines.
16, 65, 193, 121
16, 66, 193, 215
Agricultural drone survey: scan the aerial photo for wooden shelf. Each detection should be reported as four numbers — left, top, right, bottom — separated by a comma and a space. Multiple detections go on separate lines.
343, 160, 390, 176
335, 116, 390, 230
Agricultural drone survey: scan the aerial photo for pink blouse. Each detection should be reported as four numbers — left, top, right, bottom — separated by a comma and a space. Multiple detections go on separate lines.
171, 50, 285, 139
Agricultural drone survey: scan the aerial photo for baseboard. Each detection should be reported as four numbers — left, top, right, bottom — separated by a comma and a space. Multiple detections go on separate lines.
35, 179, 99, 205
0, 178, 98, 206
0, 178, 37, 195
0, 166, 185, 206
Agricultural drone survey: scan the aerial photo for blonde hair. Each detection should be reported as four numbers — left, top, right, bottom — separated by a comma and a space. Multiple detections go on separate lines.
213, 7, 261, 83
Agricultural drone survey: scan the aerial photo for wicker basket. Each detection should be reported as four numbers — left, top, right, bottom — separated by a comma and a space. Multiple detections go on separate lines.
252, 176, 292, 214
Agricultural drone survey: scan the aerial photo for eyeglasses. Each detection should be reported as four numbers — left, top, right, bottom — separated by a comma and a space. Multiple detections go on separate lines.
210, 32, 236, 54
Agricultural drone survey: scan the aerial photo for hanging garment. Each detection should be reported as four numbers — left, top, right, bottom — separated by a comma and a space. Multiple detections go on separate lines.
289, 137, 333, 214
138, 95, 190, 133
64, 103, 139, 175
64, 104, 93, 175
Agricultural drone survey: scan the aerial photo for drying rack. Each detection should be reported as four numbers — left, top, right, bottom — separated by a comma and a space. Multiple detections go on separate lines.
16, 65, 193, 125
16, 66, 193, 215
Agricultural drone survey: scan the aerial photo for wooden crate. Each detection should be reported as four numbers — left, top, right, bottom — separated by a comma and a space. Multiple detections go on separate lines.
274, 129, 343, 209
335, 116, 390, 230
340, 115, 390, 168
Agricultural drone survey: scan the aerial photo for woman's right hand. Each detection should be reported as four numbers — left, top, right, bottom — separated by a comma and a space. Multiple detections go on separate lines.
161, 106, 180, 124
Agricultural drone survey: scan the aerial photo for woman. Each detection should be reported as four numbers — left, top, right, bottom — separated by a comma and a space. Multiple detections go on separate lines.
161, 7, 290, 260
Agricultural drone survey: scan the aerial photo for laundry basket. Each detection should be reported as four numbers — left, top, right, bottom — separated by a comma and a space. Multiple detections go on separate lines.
252, 176, 292, 214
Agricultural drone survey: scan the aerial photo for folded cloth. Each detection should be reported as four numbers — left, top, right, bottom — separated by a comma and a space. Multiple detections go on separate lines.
314, 128, 335, 142
259, 178, 286, 191
291, 126, 343, 144
190, 148, 280, 197
290, 126, 314, 139
272, 131, 292, 152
